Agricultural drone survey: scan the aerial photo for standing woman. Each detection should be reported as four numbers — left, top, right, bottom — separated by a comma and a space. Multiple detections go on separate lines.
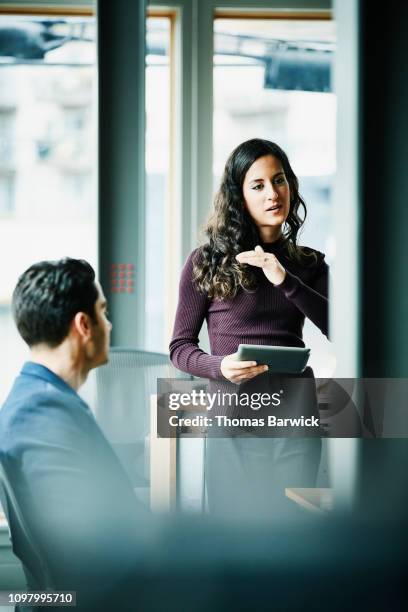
170, 138, 328, 521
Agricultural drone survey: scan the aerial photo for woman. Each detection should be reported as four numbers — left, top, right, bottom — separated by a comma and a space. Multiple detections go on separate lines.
170, 138, 328, 521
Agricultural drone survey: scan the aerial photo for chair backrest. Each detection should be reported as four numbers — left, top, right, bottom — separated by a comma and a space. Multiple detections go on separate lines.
81, 348, 182, 489
0, 462, 54, 590
93, 348, 179, 438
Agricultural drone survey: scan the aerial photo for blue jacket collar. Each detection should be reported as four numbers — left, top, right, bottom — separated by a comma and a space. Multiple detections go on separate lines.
21, 361, 79, 398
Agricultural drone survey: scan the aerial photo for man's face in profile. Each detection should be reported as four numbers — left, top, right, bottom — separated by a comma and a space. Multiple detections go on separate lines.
87, 282, 112, 368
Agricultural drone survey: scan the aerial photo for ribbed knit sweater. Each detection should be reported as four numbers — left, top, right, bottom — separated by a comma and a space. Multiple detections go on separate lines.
169, 237, 329, 381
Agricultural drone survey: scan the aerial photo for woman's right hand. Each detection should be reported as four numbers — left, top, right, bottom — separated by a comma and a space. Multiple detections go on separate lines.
220, 353, 268, 384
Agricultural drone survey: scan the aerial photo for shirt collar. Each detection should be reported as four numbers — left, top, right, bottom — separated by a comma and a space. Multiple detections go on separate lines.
21, 361, 80, 398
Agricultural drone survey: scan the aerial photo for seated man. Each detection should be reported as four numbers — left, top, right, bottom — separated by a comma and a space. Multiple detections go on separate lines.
0, 258, 146, 610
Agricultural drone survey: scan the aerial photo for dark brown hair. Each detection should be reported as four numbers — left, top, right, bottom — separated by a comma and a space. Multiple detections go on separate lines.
12, 258, 98, 347
193, 138, 316, 299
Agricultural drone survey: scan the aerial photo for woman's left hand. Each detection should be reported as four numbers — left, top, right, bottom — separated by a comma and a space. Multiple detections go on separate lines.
236, 245, 286, 286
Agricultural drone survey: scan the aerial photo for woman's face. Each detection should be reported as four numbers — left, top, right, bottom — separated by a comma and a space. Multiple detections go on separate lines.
242, 154, 290, 236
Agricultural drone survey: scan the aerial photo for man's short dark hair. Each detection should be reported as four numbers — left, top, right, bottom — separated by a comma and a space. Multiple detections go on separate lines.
12, 258, 99, 347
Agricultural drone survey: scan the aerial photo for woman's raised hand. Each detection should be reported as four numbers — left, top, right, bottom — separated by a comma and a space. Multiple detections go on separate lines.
220, 353, 268, 383
236, 244, 286, 286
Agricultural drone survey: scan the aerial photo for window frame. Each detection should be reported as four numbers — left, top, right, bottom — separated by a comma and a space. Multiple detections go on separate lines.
0, 0, 337, 350
1, 0, 361, 511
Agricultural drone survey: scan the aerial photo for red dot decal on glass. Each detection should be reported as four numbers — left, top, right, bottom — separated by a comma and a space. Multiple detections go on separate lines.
110, 263, 135, 294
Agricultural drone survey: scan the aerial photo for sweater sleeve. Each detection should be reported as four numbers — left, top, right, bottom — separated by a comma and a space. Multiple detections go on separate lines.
169, 250, 224, 379
275, 252, 329, 338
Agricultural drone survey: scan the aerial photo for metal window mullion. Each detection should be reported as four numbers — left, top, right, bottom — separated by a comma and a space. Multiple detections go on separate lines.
192, 0, 214, 236
97, 0, 146, 348
152, 0, 215, 342
164, 2, 194, 344
327, 0, 361, 513
149, 0, 215, 251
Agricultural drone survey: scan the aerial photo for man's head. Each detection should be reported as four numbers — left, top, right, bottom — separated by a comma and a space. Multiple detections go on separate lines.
12, 258, 111, 370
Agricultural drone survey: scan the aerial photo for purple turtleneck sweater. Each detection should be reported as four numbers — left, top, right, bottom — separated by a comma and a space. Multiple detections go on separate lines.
169, 238, 329, 380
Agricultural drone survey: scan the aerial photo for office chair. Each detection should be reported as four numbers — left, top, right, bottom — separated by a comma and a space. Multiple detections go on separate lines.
0, 462, 54, 592
82, 348, 181, 496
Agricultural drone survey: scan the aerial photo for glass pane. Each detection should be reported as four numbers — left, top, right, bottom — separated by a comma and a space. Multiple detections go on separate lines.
145, 17, 170, 352
0, 15, 97, 404
214, 18, 336, 378
0, 14, 171, 399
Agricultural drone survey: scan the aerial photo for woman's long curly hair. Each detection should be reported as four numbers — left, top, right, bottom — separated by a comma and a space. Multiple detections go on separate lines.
193, 138, 316, 300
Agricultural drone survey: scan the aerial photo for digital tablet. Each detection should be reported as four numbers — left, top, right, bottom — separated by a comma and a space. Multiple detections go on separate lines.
236, 344, 310, 374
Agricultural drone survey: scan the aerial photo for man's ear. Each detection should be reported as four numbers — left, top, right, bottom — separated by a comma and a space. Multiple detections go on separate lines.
72, 312, 92, 342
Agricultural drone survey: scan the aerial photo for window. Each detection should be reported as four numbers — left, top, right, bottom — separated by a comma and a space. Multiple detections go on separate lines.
145, 16, 171, 352
0, 11, 173, 400
214, 17, 336, 377
0, 14, 97, 403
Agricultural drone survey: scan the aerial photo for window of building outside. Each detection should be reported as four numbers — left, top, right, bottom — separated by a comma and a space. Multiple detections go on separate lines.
0, 14, 171, 403
214, 18, 336, 377
145, 17, 171, 352
0, 15, 97, 404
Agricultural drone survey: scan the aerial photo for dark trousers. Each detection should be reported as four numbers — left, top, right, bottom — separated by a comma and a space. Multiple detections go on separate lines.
205, 436, 321, 522
205, 369, 322, 522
